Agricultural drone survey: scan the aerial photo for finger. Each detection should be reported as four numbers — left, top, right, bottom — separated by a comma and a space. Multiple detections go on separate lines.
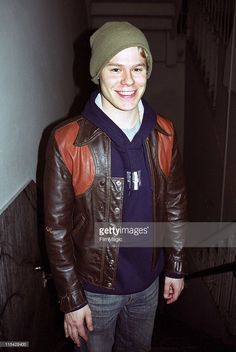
85, 310, 94, 331
166, 294, 175, 304
71, 327, 81, 347
166, 289, 177, 304
75, 322, 89, 342
167, 287, 182, 304
67, 325, 73, 341
165, 287, 175, 304
172, 290, 179, 302
64, 321, 69, 338
166, 297, 175, 304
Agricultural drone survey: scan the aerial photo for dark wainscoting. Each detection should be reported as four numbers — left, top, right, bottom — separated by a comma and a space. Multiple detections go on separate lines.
0, 181, 66, 352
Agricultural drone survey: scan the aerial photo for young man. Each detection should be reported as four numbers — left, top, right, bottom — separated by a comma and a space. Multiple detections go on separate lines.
44, 22, 187, 352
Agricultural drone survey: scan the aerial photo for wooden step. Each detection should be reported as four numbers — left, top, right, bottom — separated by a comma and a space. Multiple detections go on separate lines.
91, 16, 173, 30
91, 2, 176, 17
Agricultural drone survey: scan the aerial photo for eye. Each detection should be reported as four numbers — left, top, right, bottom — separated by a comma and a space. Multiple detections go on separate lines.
133, 66, 145, 72
110, 67, 121, 73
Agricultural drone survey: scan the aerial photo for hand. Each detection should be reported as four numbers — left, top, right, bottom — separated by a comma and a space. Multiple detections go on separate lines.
64, 304, 93, 347
163, 277, 184, 304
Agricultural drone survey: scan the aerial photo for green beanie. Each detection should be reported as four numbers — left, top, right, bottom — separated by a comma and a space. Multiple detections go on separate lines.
90, 21, 153, 84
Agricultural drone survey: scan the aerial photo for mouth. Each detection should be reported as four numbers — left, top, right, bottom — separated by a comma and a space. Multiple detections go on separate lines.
115, 90, 136, 98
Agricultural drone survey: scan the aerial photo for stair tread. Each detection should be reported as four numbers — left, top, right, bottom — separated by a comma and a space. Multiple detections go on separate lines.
92, 0, 175, 2
91, 1, 176, 16
91, 16, 173, 30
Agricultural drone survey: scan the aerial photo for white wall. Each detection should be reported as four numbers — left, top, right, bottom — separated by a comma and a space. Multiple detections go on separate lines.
0, 0, 88, 213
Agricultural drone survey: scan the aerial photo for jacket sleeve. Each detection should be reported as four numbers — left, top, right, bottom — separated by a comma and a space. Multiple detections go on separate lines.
164, 127, 188, 278
44, 132, 87, 313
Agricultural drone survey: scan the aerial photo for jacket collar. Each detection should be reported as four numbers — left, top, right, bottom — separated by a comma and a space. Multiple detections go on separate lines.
74, 116, 104, 146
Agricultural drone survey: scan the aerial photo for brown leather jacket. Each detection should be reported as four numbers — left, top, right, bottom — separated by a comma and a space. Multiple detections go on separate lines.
44, 114, 187, 313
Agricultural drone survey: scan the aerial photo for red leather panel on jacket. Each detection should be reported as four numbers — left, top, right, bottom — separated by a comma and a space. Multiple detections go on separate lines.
157, 115, 174, 177
55, 121, 95, 196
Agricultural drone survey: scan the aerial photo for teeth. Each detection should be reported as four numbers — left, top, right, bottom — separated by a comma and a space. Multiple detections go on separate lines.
118, 91, 135, 96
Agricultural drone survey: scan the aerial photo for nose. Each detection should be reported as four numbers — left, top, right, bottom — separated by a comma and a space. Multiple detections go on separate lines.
121, 69, 134, 86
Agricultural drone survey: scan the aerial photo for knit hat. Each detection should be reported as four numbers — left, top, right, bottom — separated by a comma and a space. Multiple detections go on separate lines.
90, 21, 153, 84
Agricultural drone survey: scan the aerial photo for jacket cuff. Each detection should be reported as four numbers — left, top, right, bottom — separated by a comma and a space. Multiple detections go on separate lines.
165, 250, 188, 277
165, 272, 185, 279
59, 288, 87, 313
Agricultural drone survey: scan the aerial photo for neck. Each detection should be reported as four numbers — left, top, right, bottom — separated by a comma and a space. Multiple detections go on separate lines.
101, 100, 140, 130
108, 109, 140, 130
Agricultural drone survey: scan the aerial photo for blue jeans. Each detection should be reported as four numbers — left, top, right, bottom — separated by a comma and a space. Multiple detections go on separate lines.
75, 278, 159, 352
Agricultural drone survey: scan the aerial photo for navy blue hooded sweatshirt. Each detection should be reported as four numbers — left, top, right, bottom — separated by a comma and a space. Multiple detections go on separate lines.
81, 91, 164, 294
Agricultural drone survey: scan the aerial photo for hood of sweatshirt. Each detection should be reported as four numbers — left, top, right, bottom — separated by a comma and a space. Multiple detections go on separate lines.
82, 90, 157, 152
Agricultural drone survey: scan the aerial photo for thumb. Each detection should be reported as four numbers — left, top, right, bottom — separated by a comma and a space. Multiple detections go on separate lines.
163, 281, 171, 299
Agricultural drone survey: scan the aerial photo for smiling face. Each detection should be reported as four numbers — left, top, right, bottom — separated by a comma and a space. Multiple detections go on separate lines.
99, 47, 147, 116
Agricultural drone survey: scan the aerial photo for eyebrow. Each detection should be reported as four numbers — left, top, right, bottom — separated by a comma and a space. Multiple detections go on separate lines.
106, 63, 146, 67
